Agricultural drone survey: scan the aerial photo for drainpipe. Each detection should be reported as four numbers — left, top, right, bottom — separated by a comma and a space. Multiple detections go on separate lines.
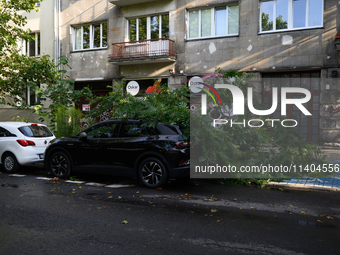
53, 0, 61, 68
58, 0, 61, 63
54, 0, 57, 64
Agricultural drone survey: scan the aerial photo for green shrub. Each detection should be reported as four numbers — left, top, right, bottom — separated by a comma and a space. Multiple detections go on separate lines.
87, 80, 190, 139
54, 106, 82, 138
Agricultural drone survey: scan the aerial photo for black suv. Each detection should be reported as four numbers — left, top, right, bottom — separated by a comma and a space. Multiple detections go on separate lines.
44, 119, 190, 188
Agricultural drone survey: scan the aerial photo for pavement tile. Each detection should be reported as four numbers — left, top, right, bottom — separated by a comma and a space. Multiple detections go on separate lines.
296, 179, 307, 184
305, 180, 316, 185
267, 169, 340, 191
288, 179, 299, 184
323, 182, 333, 187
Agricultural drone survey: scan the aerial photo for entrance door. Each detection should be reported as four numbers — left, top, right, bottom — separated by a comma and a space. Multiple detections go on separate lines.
262, 72, 320, 142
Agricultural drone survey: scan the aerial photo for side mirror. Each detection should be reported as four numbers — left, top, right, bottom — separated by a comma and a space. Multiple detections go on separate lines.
79, 132, 87, 140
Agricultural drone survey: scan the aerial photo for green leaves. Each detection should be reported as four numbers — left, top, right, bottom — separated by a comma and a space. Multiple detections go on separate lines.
0, 1, 93, 132
87, 80, 190, 139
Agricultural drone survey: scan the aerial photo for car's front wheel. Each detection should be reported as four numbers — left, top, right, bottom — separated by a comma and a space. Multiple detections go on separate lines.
2, 152, 19, 173
138, 157, 168, 188
48, 151, 72, 178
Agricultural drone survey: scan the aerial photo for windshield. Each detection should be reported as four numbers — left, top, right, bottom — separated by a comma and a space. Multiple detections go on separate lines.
18, 125, 54, 137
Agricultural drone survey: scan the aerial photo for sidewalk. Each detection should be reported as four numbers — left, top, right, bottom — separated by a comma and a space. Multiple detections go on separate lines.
267, 176, 340, 191
267, 155, 340, 191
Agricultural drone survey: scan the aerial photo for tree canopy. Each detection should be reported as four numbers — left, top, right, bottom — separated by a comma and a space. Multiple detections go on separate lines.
0, 0, 56, 109
0, 0, 92, 130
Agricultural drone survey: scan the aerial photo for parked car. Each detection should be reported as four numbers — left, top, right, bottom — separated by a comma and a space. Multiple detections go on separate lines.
0, 122, 55, 173
44, 119, 190, 188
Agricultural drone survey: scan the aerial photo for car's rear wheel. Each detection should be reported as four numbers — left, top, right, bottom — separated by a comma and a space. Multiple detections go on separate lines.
138, 157, 168, 188
49, 151, 72, 178
2, 152, 19, 173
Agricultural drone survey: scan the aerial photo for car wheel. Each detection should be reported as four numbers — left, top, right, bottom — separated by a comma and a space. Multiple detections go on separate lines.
2, 152, 19, 173
138, 157, 168, 188
49, 151, 72, 178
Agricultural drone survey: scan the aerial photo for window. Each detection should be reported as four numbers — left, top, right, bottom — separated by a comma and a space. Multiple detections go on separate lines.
74, 22, 108, 50
119, 122, 159, 137
188, 5, 239, 39
18, 125, 54, 138
0, 127, 16, 138
119, 123, 144, 137
25, 32, 40, 57
260, 0, 323, 33
86, 122, 118, 139
129, 14, 169, 41
27, 84, 40, 105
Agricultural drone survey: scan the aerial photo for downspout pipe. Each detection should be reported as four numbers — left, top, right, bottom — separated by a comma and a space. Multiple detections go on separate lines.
58, 0, 61, 64
54, 0, 57, 64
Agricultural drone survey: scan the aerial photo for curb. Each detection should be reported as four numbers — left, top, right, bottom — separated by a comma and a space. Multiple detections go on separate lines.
267, 182, 340, 192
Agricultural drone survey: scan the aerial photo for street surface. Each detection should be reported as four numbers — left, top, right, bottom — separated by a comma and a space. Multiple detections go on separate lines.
0, 166, 340, 255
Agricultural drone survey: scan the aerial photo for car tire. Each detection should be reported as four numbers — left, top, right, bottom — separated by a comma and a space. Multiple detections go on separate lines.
2, 152, 19, 173
49, 151, 72, 178
138, 157, 168, 188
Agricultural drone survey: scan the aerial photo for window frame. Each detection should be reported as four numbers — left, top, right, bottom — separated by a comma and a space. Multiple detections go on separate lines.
128, 13, 169, 41
26, 84, 40, 106
186, 4, 239, 40
73, 22, 108, 51
22, 32, 40, 57
259, 0, 324, 34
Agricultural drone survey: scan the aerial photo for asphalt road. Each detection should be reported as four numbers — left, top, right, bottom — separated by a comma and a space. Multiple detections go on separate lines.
0, 166, 340, 255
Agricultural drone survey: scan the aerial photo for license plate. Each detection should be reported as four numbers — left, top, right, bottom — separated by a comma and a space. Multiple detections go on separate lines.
39, 154, 44, 159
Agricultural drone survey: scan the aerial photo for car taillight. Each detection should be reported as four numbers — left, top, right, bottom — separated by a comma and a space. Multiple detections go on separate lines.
16, 140, 36, 147
31, 124, 38, 126
179, 159, 190, 166
176, 142, 189, 147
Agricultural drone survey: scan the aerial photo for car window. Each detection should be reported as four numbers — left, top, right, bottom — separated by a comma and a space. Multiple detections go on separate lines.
18, 125, 54, 137
119, 122, 162, 137
156, 124, 180, 135
0, 127, 16, 137
119, 123, 149, 137
86, 122, 118, 139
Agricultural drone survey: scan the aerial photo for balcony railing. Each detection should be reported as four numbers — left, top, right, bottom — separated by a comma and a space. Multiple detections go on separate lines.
108, 38, 176, 62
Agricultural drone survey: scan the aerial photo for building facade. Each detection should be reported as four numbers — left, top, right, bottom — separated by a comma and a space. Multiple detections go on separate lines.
16, 0, 340, 143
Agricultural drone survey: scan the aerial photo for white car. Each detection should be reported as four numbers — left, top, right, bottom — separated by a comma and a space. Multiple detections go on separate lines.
0, 122, 55, 173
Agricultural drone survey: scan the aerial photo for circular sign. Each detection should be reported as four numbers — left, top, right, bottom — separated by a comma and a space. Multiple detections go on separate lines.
188, 76, 204, 93
126, 81, 140, 96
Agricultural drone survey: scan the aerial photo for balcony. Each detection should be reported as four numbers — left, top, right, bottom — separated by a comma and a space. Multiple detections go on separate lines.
109, 0, 160, 7
108, 38, 176, 65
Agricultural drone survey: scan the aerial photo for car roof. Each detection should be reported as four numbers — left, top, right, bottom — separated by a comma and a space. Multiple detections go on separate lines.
104, 119, 141, 122
0, 122, 46, 127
